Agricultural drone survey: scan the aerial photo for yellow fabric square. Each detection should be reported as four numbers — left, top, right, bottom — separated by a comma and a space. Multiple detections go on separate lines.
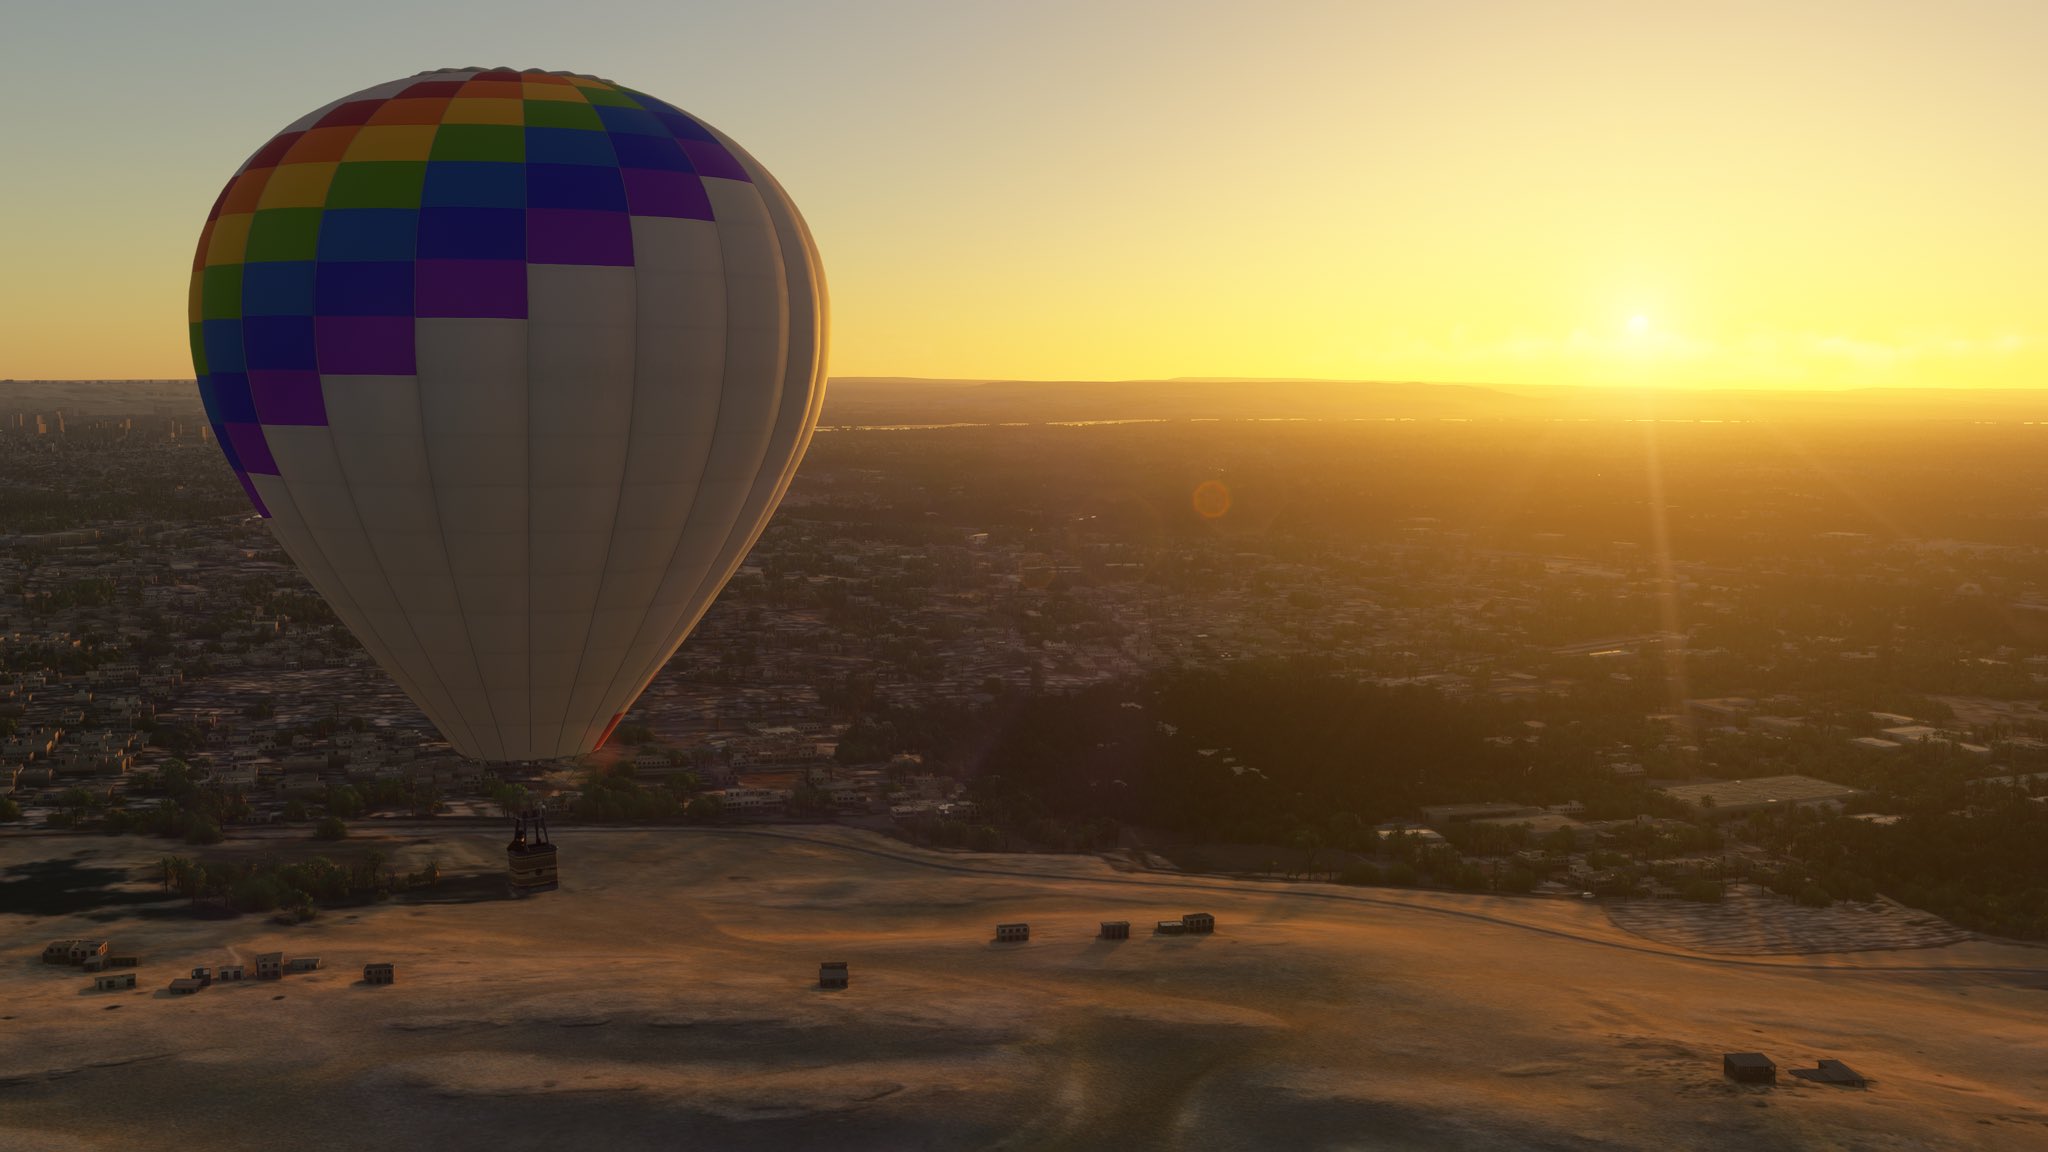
523, 82, 585, 102
443, 97, 525, 125
343, 125, 438, 162
257, 162, 337, 209
187, 270, 205, 324
205, 213, 253, 265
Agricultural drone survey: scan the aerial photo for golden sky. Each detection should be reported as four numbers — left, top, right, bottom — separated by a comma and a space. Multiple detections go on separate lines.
2, 1, 2043, 388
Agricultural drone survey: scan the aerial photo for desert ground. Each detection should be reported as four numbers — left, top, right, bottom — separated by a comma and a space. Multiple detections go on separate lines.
3, 826, 2046, 1151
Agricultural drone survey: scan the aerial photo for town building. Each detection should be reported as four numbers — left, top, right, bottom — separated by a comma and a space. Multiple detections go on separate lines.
818, 961, 849, 989
93, 973, 137, 991
994, 923, 1029, 943
1723, 1052, 1776, 1085
1182, 913, 1216, 934
255, 952, 283, 980
285, 956, 321, 973
363, 963, 395, 985
168, 977, 205, 995
1099, 921, 1130, 940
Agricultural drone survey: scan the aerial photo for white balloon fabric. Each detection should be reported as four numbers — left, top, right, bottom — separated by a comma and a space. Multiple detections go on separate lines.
188, 69, 826, 760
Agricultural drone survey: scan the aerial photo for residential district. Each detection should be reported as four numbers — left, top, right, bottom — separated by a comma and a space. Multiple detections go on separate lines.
4, 399, 2048, 936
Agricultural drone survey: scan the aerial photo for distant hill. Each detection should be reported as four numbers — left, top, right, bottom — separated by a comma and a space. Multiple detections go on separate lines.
820, 377, 2048, 425
0, 380, 199, 417
8, 377, 2045, 425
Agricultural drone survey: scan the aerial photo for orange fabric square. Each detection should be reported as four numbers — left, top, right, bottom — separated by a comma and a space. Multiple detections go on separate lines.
204, 213, 253, 265
342, 124, 437, 162
459, 80, 524, 100
219, 168, 273, 215
256, 162, 337, 209
443, 97, 524, 125
367, 97, 452, 126
191, 219, 216, 272
281, 125, 360, 164
524, 82, 585, 102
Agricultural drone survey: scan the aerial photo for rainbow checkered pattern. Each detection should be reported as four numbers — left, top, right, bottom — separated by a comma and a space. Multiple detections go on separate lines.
188, 68, 751, 514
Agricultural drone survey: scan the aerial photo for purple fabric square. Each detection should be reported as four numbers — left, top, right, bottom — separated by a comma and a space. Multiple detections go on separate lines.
417, 259, 528, 318
528, 208, 634, 266
316, 316, 416, 374
225, 422, 279, 475
678, 139, 749, 182
249, 370, 327, 426
622, 169, 713, 220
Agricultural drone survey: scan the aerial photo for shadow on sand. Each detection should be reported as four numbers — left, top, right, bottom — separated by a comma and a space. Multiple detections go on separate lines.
0, 857, 180, 916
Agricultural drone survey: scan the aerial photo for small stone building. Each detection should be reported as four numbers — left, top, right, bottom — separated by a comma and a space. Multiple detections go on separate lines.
285, 956, 321, 973
1182, 913, 1216, 934
218, 964, 246, 982
818, 961, 848, 989
255, 953, 283, 980
1723, 1052, 1776, 1085
1155, 919, 1186, 935
190, 967, 213, 987
1099, 921, 1130, 940
363, 963, 395, 985
168, 977, 205, 995
94, 973, 137, 991
995, 923, 1030, 943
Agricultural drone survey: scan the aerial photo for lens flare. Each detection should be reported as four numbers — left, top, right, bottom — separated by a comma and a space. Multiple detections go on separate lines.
1192, 480, 1232, 519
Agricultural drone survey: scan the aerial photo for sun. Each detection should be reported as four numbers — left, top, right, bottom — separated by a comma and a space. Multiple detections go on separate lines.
1627, 313, 1651, 334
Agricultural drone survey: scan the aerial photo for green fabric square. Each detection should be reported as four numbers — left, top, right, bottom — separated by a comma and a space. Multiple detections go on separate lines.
188, 321, 208, 375
201, 264, 243, 319
243, 208, 324, 262
430, 124, 525, 162
524, 100, 604, 131
325, 161, 428, 208
578, 87, 644, 109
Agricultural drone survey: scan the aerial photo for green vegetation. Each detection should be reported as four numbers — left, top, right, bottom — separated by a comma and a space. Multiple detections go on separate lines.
313, 815, 348, 841
157, 850, 438, 915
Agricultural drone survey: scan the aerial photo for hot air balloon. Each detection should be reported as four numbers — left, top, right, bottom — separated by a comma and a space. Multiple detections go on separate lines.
188, 68, 826, 761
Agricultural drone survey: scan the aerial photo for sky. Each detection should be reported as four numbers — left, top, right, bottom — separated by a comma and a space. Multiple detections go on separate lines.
2, 0, 2045, 388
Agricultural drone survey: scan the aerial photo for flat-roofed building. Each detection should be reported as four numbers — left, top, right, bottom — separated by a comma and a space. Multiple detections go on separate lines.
168, 977, 205, 995
818, 961, 848, 989
285, 956, 321, 973
93, 973, 136, 991
1099, 921, 1130, 940
1723, 1052, 1776, 1085
363, 963, 395, 985
255, 953, 284, 980
1660, 775, 1864, 817
1155, 919, 1186, 935
994, 923, 1029, 943
1182, 913, 1216, 934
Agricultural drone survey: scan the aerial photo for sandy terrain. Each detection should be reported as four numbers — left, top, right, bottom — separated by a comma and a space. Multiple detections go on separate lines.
3, 826, 2046, 1151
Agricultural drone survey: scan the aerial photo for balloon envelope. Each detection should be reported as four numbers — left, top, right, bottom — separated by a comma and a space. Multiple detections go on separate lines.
188, 69, 827, 760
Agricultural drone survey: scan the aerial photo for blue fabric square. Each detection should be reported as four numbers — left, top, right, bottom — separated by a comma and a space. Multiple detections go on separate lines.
241, 315, 318, 370
241, 261, 317, 316
202, 318, 247, 373
609, 132, 694, 172
423, 161, 527, 208
595, 105, 668, 137
525, 126, 617, 166
204, 372, 258, 423
418, 206, 527, 260
316, 261, 415, 316
526, 163, 628, 212
316, 209, 418, 261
